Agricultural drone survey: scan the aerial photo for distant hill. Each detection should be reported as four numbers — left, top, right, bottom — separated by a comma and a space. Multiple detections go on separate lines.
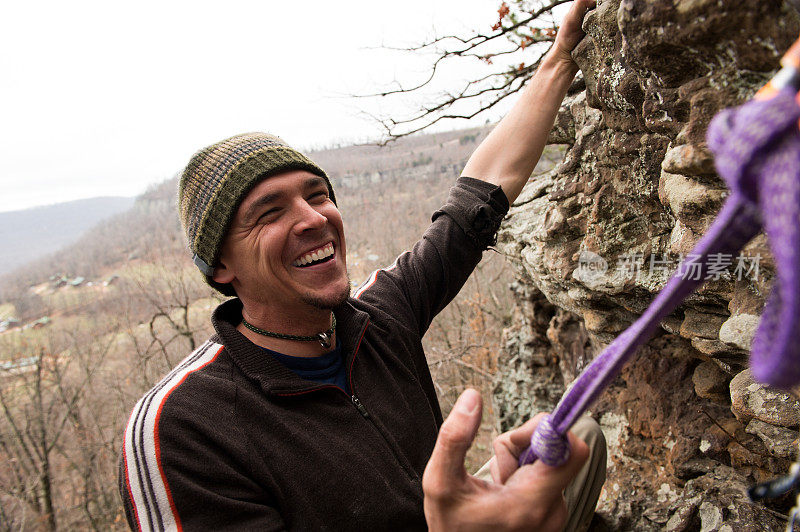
2, 125, 536, 294
0, 196, 135, 276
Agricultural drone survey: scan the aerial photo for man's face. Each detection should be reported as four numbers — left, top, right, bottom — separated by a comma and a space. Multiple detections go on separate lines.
213, 170, 349, 314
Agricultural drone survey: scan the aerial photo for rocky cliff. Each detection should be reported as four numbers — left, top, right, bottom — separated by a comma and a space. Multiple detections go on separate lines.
493, 1, 800, 529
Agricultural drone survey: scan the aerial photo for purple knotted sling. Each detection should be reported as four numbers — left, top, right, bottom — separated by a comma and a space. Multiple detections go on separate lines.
519, 63, 800, 467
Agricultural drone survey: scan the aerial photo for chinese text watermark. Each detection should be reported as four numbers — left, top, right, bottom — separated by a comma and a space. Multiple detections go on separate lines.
577, 252, 760, 282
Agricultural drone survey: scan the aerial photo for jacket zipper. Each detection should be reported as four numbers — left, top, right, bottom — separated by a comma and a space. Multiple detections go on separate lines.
275, 319, 417, 481
351, 394, 370, 418
347, 319, 370, 420
347, 320, 416, 480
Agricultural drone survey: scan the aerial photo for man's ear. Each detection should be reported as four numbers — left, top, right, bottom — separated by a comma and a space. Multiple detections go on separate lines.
212, 259, 235, 285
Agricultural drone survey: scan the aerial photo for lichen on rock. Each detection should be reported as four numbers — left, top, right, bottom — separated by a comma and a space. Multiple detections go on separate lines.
493, 0, 800, 527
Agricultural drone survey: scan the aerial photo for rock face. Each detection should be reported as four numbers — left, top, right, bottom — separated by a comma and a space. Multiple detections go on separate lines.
493, 0, 800, 528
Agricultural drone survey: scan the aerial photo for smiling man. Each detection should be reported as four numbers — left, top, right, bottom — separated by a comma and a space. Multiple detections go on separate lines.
120, 1, 605, 530
213, 170, 351, 336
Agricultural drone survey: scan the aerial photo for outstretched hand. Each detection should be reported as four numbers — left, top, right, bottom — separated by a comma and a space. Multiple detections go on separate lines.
422, 389, 589, 532
550, 0, 596, 68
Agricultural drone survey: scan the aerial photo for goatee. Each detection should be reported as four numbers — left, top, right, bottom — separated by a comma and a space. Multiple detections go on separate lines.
301, 275, 351, 310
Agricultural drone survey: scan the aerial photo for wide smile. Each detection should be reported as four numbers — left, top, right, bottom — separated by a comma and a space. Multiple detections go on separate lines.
292, 241, 335, 268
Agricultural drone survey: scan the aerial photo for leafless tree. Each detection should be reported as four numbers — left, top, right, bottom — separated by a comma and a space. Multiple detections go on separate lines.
361, 0, 568, 141
117, 257, 217, 390
0, 321, 124, 531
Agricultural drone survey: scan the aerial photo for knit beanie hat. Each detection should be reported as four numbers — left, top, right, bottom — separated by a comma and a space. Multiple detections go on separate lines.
178, 132, 335, 296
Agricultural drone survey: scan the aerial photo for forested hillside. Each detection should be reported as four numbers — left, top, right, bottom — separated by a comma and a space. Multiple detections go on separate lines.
0, 197, 134, 277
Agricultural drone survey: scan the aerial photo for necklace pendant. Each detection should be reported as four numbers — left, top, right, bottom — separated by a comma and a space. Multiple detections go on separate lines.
317, 332, 332, 349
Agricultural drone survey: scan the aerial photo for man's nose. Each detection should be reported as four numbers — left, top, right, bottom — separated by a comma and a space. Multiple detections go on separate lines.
292, 200, 327, 233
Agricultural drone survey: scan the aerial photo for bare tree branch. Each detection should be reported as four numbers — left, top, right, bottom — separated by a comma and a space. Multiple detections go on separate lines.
356, 0, 567, 141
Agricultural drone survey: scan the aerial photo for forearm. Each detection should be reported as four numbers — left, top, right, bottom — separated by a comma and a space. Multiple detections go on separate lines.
461, 52, 579, 205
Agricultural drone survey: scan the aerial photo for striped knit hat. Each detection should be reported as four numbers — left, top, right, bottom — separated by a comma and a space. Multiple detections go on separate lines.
178, 132, 334, 295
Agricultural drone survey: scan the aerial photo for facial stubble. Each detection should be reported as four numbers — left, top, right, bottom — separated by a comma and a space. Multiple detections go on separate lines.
300, 272, 352, 310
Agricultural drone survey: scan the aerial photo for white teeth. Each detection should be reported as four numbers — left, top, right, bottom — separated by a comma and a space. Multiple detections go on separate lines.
294, 243, 334, 266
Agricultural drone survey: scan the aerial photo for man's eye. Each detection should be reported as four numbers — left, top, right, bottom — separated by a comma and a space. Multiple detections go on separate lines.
309, 191, 328, 202
258, 208, 280, 222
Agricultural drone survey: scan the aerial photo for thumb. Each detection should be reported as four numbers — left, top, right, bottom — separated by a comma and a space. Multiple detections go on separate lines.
425, 388, 483, 484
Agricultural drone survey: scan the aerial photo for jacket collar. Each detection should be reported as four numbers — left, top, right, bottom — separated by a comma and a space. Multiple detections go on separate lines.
211, 297, 369, 395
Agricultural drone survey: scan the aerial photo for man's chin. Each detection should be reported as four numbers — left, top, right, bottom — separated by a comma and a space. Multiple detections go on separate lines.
301, 279, 351, 310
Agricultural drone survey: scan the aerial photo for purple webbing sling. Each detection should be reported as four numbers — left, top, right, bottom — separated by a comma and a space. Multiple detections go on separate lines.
519, 86, 800, 468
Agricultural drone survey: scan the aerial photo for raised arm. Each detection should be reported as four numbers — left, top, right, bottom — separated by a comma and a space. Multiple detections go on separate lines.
462, 0, 596, 204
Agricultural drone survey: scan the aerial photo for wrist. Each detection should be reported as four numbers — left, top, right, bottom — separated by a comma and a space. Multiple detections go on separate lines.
541, 47, 580, 78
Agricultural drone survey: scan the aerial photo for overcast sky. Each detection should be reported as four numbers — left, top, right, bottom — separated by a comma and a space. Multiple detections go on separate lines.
0, 0, 516, 213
